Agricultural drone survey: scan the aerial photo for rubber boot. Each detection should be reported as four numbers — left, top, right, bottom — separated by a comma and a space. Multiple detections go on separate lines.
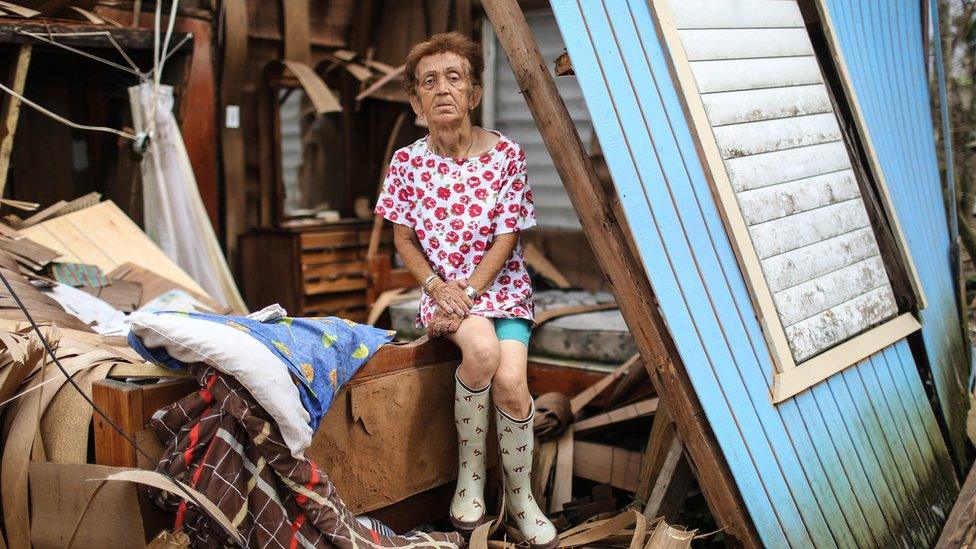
450, 370, 490, 534
495, 403, 558, 549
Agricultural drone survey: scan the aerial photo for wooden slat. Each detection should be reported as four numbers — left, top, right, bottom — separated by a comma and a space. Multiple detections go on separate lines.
550, 427, 573, 512
702, 85, 833, 126
724, 140, 851, 192
763, 227, 880, 293
737, 169, 860, 226
785, 286, 899, 361
689, 56, 822, 94
0, 45, 30, 198
749, 199, 870, 259
712, 112, 841, 159
679, 28, 813, 61
670, 0, 803, 29
573, 397, 659, 433
773, 255, 889, 326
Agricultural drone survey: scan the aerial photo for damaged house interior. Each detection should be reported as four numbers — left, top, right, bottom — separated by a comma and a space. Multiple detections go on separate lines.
0, 0, 972, 548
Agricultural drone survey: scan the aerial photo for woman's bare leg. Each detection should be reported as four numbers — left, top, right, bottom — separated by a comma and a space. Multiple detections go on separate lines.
492, 339, 531, 419
446, 315, 501, 390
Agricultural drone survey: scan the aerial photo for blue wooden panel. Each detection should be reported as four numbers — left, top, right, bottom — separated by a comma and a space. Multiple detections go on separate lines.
822, 0, 970, 467
550, 0, 958, 546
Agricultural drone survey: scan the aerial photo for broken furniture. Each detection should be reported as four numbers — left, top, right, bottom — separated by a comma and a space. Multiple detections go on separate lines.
239, 223, 390, 322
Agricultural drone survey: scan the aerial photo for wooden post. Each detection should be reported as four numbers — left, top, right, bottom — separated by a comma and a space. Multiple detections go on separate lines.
0, 44, 31, 199
480, 1, 759, 545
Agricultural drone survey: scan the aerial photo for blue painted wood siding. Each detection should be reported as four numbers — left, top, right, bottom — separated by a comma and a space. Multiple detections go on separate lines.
822, 0, 971, 469
549, 1, 958, 546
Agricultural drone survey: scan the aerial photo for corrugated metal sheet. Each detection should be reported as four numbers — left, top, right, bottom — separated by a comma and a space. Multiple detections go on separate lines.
485, 9, 590, 229
551, 0, 958, 546
822, 0, 972, 471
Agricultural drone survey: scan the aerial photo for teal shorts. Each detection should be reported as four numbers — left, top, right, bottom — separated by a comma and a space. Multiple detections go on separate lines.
493, 318, 532, 347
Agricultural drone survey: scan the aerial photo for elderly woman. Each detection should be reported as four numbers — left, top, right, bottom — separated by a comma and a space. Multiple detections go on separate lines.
374, 32, 556, 549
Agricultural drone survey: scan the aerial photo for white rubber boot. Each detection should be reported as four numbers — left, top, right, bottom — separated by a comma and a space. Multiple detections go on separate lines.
450, 371, 490, 533
496, 403, 558, 549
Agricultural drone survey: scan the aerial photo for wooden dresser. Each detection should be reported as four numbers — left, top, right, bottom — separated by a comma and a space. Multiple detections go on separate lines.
239, 222, 391, 321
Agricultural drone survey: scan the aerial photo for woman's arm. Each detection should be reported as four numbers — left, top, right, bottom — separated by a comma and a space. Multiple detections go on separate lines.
393, 224, 471, 316
464, 232, 519, 296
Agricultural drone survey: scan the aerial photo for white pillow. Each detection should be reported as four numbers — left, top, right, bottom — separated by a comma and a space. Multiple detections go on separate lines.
128, 312, 312, 458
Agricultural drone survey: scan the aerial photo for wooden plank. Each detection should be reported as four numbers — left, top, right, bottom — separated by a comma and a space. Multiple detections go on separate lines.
724, 140, 851, 192
573, 397, 658, 433
679, 28, 813, 61
785, 286, 898, 361
712, 112, 842, 159
636, 405, 675, 504
572, 441, 641, 492
670, 0, 803, 29
0, 45, 30, 198
551, 426, 573, 512
702, 85, 832, 126
737, 169, 860, 226
689, 56, 822, 94
749, 199, 870, 259
486, 1, 761, 545
643, 437, 693, 522
569, 354, 639, 414
936, 462, 976, 547
20, 202, 208, 297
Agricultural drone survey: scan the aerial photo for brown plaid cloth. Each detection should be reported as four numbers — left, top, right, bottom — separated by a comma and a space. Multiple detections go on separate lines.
148, 364, 466, 548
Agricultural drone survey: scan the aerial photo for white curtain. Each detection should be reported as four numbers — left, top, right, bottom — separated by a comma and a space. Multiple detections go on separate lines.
129, 83, 247, 313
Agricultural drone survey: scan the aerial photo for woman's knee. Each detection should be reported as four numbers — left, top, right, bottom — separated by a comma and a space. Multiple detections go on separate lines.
459, 339, 500, 385
491, 367, 529, 415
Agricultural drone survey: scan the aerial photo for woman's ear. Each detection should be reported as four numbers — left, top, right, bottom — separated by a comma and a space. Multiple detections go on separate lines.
409, 94, 424, 121
469, 85, 483, 111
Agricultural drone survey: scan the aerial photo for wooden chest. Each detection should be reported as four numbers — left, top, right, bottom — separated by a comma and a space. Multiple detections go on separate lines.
239, 222, 391, 321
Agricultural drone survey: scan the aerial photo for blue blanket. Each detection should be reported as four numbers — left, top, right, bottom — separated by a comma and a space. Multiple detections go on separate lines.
128, 312, 395, 430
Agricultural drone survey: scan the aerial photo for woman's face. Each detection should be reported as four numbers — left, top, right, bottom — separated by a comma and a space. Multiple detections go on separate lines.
410, 51, 482, 128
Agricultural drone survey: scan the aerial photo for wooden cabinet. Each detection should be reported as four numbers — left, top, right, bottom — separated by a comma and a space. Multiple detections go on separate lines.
239, 222, 391, 321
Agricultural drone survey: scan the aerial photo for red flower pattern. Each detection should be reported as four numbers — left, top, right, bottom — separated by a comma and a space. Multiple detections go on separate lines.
374, 133, 537, 328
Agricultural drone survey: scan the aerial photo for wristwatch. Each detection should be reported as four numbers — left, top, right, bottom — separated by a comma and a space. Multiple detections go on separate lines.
465, 285, 478, 300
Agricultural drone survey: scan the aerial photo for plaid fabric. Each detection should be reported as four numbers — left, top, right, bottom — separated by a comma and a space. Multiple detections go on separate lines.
148, 363, 465, 548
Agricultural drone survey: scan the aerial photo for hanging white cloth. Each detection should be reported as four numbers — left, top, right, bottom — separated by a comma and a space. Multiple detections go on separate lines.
129, 83, 247, 313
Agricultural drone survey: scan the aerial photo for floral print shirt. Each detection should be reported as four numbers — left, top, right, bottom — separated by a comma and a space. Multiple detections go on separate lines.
374, 131, 537, 328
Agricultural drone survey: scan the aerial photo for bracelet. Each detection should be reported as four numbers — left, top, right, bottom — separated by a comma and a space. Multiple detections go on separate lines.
422, 273, 439, 293
465, 285, 478, 300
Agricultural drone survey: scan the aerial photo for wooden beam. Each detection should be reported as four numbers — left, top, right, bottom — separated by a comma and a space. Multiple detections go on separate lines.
0, 45, 30, 199
480, 1, 759, 545
636, 405, 676, 503
936, 463, 976, 548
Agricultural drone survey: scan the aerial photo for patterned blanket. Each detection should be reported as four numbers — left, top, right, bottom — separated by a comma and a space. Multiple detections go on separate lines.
148, 363, 465, 548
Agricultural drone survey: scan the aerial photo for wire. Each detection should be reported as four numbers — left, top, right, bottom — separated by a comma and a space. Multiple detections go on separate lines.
0, 271, 244, 547
0, 82, 137, 140
16, 29, 143, 77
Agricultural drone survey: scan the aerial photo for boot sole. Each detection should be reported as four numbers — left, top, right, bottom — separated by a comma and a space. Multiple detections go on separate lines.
528, 537, 559, 549
450, 515, 487, 536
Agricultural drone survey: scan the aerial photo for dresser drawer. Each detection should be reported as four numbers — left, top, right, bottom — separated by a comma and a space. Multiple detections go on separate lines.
302, 261, 367, 295
301, 231, 364, 264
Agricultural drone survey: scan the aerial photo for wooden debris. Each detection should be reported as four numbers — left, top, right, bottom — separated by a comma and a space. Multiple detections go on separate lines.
572, 441, 642, 492
551, 426, 574, 512
570, 353, 640, 414
0, 42, 29, 199
554, 50, 574, 76
522, 242, 572, 289
573, 397, 658, 433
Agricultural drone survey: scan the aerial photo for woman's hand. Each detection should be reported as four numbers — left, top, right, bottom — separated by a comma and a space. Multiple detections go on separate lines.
429, 279, 473, 317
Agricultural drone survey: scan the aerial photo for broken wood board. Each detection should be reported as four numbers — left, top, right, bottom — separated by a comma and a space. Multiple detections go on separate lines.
81, 279, 143, 311
19, 201, 209, 297
570, 353, 640, 414
107, 262, 222, 313
39, 362, 113, 464
306, 359, 468, 513
573, 441, 642, 493
551, 425, 574, 512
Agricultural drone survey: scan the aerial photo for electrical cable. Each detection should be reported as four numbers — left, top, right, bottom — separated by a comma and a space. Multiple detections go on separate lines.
0, 270, 244, 547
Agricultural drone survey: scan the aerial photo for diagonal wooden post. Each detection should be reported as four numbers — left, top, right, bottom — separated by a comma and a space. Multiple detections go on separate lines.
0, 44, 31, 199
480, 1, 759, 545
